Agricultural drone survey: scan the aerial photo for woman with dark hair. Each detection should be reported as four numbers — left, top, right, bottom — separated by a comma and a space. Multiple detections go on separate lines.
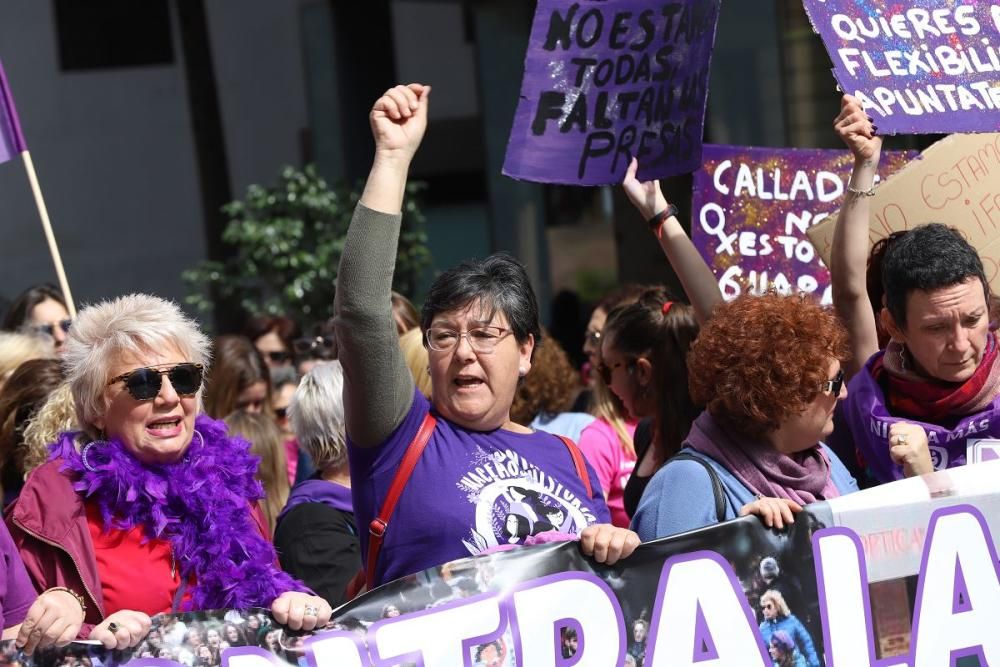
222, 623, 247, 648
608, 160, 722, 522
2, 285, 71, 353
632, 293, 859, 539
831, 95, 1000, 483
0, 359, 66, 504
335, 83, 636, 588
595, 288, 700, 528
204, 336, 272, 418
245, 316, 300, 370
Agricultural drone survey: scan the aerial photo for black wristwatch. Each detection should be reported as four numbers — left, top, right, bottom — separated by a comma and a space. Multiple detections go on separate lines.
646, 203, 679, 232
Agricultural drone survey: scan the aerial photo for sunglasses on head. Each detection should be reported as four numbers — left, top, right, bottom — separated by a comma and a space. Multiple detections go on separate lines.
108, 363, 204, 401
820, 369, 845, 395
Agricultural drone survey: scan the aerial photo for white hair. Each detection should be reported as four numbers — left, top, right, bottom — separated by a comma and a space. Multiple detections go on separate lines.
288, 361, 346, 471
63, 294, 211, 435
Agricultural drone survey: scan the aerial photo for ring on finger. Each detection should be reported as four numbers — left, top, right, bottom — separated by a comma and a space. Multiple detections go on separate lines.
895, 433, 908, 445
108, 622, 120, 633
303, 605, 319, 618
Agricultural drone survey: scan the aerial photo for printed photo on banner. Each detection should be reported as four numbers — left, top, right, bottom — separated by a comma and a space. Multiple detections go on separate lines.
802, 0, 1000, 134
503, 0, 721, 185
4, 462, 1000, 666
692, 144, 915, 303
809, 132, 1000, 293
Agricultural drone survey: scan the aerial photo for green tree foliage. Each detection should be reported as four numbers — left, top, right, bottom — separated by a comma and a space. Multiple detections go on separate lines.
183, 165, 430, 325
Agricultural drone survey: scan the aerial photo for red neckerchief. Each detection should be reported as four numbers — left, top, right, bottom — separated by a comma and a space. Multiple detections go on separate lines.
873, 335, 998, 421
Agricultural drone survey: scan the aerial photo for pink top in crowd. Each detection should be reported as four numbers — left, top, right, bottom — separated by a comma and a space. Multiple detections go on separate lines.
576, 418, 638, 528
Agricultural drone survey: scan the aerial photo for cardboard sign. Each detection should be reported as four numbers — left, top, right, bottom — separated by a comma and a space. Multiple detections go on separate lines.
802, 0, 1000, 134
808, 132, 1000, 292
503, 0, 721, 185
693, 144, 915, 303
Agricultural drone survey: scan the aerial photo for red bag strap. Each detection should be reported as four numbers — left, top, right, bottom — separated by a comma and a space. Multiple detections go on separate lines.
557, 435, 593, 498
365, 412, 437, 588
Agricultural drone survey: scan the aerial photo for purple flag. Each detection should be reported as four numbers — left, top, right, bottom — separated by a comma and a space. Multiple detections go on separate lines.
0, 60, 27, 164
691, 144, 917, 303
802, 0, 1000, 134
503, 0, 721, 185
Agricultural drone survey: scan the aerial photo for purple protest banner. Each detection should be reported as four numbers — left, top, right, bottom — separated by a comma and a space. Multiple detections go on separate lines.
692, 144, 916, 303
802, 1, 1000, 134
0, 59, 28, 164
503, 0, 721, 186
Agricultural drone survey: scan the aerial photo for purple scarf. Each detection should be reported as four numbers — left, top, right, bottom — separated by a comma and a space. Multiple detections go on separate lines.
685, 411, 839, 505
50, 414, 307, 611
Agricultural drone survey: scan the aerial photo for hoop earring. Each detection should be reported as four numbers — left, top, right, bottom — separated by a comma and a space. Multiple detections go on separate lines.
898, 343, 909, 372
185, 429, 205, 463
81, 441, 107, 473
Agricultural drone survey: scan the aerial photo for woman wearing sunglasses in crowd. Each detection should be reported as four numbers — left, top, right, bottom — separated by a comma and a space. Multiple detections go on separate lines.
335, 83, 638, 589
631, 292, 859, 539
2, 284, 72, 354
245, 315, 300, 371
6, 294, 331, 651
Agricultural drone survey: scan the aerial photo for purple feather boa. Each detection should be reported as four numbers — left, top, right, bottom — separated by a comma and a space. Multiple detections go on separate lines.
50, 414, 307, 611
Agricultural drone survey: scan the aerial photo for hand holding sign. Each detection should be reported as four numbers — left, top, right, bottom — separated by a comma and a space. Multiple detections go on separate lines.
834, 95, 882, 163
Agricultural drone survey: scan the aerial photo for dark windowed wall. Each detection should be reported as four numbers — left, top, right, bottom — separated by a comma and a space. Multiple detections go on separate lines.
53, 0, 174, 71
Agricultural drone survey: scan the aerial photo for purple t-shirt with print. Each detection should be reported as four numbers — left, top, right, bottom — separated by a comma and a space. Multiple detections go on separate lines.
0, 519, 37, 629
349, 389, 611, 587
829, 350, 1000, 484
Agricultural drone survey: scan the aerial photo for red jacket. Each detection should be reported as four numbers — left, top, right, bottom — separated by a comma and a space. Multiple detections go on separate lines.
5, 459, 271, 637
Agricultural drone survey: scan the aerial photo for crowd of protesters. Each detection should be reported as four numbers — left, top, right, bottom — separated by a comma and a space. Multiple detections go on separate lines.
0, 85, 989, 667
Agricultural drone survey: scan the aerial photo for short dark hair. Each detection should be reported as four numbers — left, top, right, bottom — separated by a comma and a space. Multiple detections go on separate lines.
2, 284, 67, 331
882, 224, 989, 327
421, 253, 541, 349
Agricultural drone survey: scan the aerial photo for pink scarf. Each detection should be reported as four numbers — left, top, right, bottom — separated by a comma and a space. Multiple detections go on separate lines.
685, 411, 839, 505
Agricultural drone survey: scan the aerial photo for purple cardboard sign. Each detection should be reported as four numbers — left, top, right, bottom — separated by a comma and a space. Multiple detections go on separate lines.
503, 0, 721, 186
802, 0, 1000, 134
692, 144, 916, 303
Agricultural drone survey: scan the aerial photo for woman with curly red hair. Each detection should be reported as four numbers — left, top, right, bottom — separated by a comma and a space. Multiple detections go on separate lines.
631, 292, 859, 539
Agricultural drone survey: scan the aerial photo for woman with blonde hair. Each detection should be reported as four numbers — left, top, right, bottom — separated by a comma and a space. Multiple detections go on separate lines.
0, 332, 53, 392
7, 294, 330, 651
758, 589, 819, 667
274, 361, 360, 607
22, 382, 77, 475
223, 412, 290, 535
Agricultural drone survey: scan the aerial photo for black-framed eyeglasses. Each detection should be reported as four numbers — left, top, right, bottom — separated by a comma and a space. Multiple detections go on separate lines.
597, 359, 632, 385
425, 326, 511, 353
29, 319, 72, 337
292, 336, 336, 359
274, 407, 288, 420
821, 369, 845, 395
108, 363, 204, 401
265, 350, 291, 364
